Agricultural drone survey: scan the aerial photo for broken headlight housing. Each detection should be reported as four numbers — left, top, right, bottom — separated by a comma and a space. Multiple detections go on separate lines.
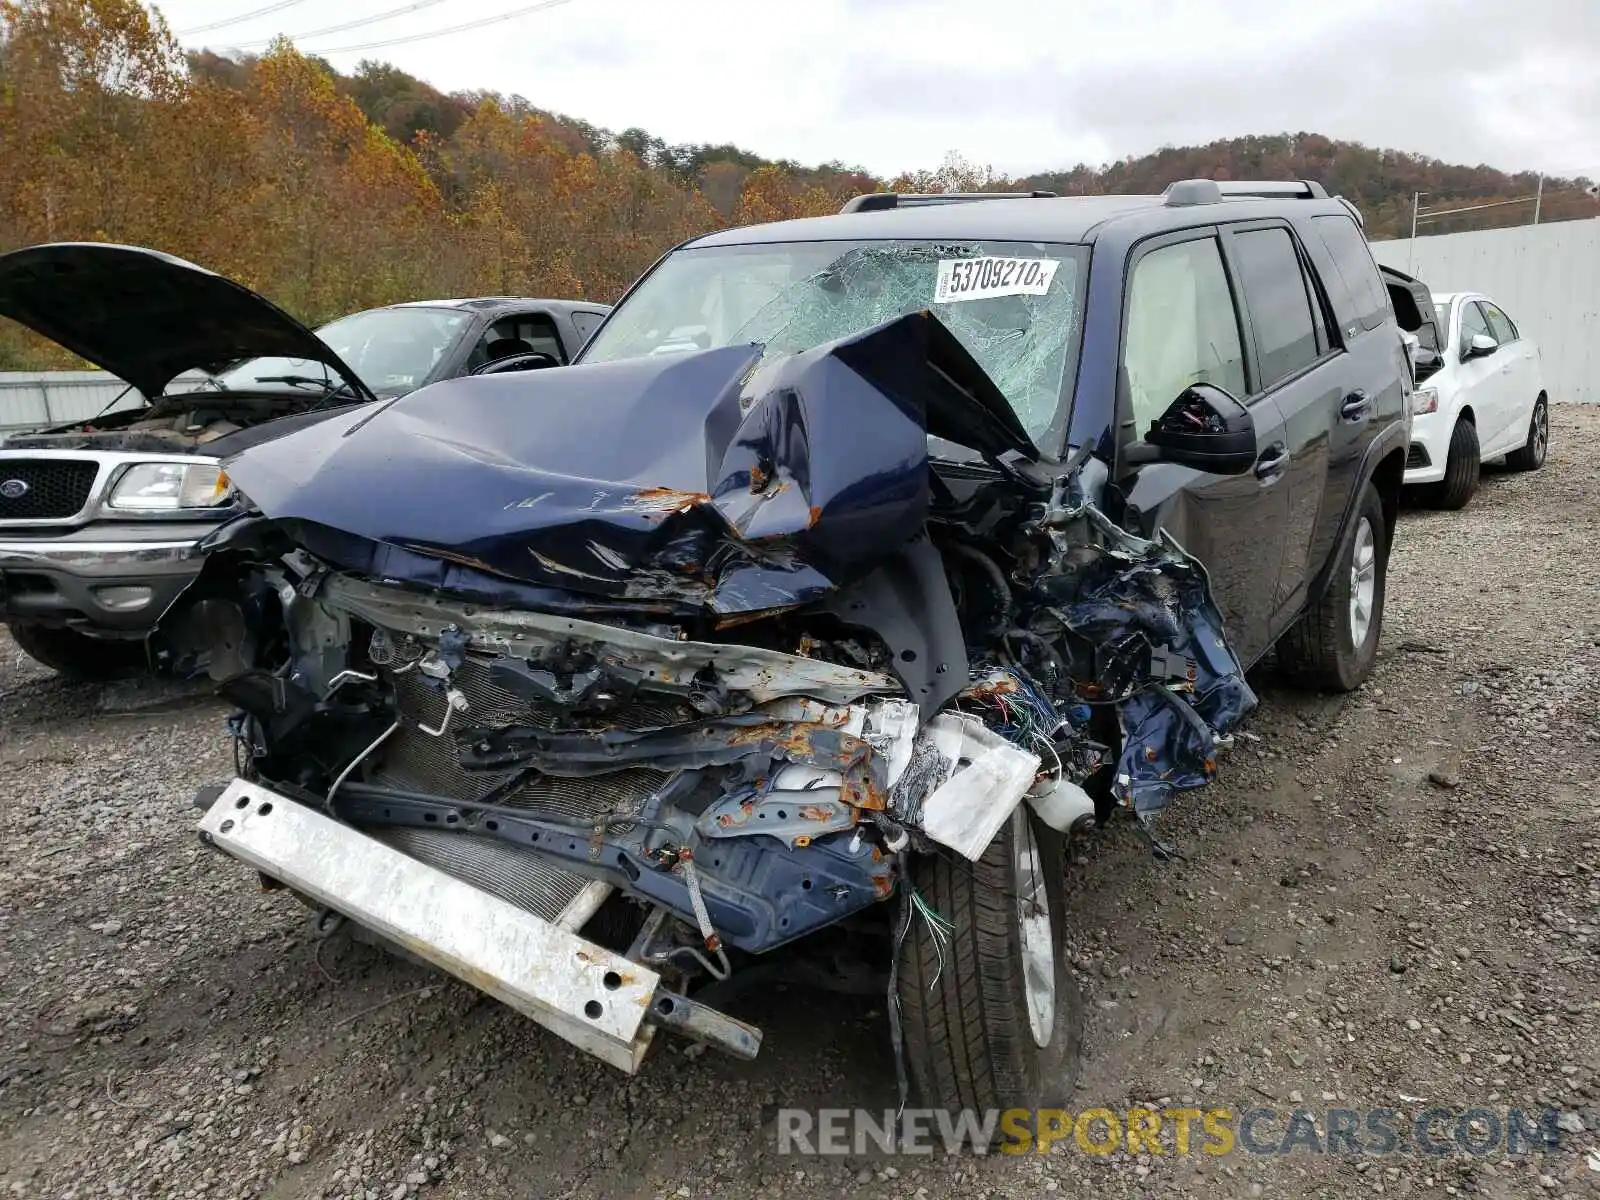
107, 462, 235, 511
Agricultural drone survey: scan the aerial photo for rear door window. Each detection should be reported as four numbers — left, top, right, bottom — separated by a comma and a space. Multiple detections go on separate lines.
1231, 227, 1321, 390
1122, 235, 1248, 436
1311, 214, 1389, 336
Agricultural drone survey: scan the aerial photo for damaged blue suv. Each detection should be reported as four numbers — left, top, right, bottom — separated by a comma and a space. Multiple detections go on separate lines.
182, 178, 1409, 1123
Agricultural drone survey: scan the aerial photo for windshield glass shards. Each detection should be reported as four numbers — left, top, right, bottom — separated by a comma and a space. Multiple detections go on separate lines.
213, 305, 472, 398
580, 239, 1088, 441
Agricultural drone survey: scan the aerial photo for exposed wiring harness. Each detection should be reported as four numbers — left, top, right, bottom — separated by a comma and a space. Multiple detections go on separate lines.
910, 890, 956, 987
971, 665, 1070, 784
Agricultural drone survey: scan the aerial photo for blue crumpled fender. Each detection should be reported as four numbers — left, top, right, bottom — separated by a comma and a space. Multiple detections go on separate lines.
1043, 512, 1258, 848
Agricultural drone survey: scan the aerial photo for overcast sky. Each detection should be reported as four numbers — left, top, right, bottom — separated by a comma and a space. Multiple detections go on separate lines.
159, 0, 1600, 180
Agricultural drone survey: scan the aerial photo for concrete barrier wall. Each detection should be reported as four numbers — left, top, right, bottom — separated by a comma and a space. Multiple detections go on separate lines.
1372, 220, 1600, 404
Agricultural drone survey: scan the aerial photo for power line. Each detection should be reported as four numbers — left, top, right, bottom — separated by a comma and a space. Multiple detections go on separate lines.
177, 0, 311, 36
314, 0, 582, 55
227, 0, 452, 50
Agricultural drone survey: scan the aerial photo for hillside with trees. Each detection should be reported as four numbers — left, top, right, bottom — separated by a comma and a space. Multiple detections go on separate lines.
2, 0, 1593, 370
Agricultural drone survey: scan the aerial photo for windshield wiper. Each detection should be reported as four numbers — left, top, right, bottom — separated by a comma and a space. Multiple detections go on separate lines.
253, 374, 365, 405
255, 374, 343, 391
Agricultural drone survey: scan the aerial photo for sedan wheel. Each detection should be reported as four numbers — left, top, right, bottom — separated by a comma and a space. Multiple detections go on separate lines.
1506, 397, 1548, 472
1428, 417, 1480, 510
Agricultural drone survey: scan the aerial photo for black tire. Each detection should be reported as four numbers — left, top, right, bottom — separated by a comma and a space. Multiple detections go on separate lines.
5, 621, 147, 681
1425, 418, 1480, 510
1504, 395, 1548, 472
896, 807, 1082, 1129
1276, 481, 1388, 692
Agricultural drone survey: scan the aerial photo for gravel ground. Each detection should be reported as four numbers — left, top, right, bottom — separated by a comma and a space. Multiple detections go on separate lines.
2, 407, 1598, 1200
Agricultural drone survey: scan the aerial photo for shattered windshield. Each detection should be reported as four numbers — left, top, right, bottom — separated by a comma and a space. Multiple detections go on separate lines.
579, 239, 1088, 441
212, 305, 473, 398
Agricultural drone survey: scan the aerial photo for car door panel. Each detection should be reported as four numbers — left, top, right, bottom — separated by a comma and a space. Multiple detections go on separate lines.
1114, 229, 1289, 666
1452, 300, 1497, 438
1298, 213, 1395, 583
1217, 222, 1343, 632
1480, 299, 1533, 453
1122, 396, 1290, 667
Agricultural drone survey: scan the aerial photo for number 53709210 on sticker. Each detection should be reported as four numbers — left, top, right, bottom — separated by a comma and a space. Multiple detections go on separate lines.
935, 256, 1060, 304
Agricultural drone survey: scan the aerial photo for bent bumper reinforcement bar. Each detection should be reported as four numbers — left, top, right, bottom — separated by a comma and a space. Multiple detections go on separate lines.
197, 779, 761, 1071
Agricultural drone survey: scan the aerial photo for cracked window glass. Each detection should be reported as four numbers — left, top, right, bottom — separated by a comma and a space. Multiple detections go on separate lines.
579, 239, 1088, 442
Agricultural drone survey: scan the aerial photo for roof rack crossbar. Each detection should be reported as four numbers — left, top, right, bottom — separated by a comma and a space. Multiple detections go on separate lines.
838, 190, 1058, 214
1162, 178, 1331, 207
1213, 179, 1329, 199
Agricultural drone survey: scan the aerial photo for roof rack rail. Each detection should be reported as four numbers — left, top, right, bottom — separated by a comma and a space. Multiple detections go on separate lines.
839, 190, 1058, 214
1162, 178, 1331, 207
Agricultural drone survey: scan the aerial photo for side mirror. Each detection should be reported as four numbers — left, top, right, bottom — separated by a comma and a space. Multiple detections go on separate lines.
1465, 333, 1499, 359
471, 351, 560, 376
1136, 383, 1257, 475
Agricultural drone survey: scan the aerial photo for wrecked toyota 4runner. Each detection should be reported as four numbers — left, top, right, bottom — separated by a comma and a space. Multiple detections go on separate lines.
182, 179, 1409, 1113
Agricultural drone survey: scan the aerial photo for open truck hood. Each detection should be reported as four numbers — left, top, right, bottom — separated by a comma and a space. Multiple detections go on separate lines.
0, 242, 372, 403
221, 311, 1042, 616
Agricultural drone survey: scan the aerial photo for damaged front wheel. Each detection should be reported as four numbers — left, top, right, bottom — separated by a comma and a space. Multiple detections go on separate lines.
896, 806, 1082, 1121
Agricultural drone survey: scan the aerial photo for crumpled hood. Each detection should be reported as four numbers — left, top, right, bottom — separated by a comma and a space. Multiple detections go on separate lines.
222, 311, 1039, 615
0, 242, 370, 402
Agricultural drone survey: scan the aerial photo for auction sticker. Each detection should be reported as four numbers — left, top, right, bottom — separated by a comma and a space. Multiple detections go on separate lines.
934, 256, 1059, 303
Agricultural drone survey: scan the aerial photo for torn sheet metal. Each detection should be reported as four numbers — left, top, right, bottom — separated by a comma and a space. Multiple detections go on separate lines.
219, 312, 1037, 617
1040, 508, 1257, 827
695, 763, 858, 849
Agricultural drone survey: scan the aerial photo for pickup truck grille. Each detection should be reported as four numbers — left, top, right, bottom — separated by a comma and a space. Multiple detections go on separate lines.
0, 459, 99, 520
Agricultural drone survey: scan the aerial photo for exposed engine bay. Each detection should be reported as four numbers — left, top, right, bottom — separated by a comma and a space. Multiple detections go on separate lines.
1, 390, 359, 456
183, 312, 1256, 1074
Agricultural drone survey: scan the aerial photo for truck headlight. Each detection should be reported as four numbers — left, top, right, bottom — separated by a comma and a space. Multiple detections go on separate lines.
107, 463, 235, 511
1412, 387, 1439, 415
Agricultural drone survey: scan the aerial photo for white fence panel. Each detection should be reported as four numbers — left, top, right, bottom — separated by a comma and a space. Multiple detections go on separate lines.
0, 372, 209, 433
1372, 221, 1600, 405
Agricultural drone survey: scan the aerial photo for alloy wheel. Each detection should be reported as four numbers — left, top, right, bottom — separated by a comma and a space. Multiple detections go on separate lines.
1349, 517, 1377, 649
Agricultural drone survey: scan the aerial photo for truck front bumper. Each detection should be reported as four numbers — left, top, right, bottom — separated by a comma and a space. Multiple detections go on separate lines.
0, 522, 214, 631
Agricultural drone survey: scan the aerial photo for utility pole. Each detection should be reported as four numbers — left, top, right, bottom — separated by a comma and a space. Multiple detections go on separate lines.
1533, 174, 1543, 224
1409, 192, 1427, 273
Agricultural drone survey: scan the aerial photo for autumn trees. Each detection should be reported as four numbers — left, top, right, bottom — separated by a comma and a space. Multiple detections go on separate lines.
1, 0, 1593, 371
0, 0, 871, 368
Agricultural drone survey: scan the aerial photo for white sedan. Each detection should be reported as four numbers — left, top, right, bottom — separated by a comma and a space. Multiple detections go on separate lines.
1404, 291, 1549, 508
